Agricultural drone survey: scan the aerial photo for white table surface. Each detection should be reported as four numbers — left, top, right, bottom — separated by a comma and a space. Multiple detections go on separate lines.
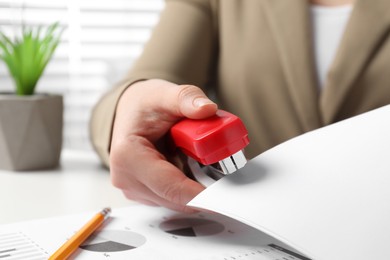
0, 149, 134, 225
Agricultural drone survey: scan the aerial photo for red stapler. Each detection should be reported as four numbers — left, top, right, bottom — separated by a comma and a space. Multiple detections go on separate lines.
171, 110, 249, 186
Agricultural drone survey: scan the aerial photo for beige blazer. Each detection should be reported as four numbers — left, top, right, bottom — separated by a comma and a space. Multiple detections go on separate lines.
90, 0, 390, 167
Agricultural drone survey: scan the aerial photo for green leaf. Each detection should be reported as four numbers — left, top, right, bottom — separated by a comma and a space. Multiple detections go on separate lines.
0, 22, 63, 95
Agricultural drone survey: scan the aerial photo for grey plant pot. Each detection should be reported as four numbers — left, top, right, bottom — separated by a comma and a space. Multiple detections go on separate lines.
0, 94, 63, 171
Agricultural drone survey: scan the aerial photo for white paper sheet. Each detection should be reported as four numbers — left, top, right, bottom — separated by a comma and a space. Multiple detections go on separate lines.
189, 105, 390, 260
0, 205, 309, 260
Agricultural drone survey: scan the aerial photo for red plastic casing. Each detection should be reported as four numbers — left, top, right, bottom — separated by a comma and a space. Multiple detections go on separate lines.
170, 110, 249, 165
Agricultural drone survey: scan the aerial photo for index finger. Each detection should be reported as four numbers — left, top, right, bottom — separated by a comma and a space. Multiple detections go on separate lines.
112, 135, 205, 212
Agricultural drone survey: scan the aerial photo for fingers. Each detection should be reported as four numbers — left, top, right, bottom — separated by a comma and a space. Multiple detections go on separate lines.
110, 135, 204, 213
174, 84, 218, 119
127, 79, 218, 120
114, 80, 218, 145
110, 79, 215, 212
145, 159, 204, 211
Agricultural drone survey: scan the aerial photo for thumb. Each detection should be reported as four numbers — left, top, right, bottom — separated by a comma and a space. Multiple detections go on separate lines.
176, 84, 218, 119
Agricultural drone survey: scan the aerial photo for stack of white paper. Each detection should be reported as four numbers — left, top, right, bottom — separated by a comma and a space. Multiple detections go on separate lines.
190, 105, 390, 260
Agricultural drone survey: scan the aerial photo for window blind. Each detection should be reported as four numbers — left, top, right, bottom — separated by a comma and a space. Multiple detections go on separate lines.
0, 0, 164, 150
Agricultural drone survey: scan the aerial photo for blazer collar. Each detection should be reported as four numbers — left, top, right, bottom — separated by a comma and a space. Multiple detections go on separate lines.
320, 0, 390, 123
262, 0, 322, 131
263, 0, 390, 127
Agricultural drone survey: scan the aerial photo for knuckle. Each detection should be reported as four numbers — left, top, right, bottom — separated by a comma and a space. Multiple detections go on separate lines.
110, 171, 126, 189
109, 135, 143, 170
109, 142, 127, 169
109, 166, 128, 190
109, 141, 137, 190
177, 84, 204, 101
175, 204, 191, 213
122, 190, 137, 201
160, 182, 184, 205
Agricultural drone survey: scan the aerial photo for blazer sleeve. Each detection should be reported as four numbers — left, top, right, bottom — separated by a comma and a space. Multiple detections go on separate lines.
90, 0, 217, 167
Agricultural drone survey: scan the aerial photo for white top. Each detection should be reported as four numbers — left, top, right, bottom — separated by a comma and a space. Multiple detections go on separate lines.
311, 5, 353, 90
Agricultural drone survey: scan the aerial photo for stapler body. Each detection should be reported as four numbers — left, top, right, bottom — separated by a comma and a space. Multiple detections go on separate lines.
171, 110, 249, 186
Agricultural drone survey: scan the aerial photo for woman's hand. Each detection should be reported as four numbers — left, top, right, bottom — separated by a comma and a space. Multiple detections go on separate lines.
110, 79, 217, 212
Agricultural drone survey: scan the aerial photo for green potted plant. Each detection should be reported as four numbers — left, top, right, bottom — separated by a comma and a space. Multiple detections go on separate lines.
0, 22, 64, 170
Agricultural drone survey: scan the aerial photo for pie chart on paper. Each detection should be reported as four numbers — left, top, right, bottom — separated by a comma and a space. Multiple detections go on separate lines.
159, 218, 225, 237
80, 230, 146, 252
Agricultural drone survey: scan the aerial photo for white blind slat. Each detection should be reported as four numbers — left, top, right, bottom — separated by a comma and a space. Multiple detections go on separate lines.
0, 0, 164, 150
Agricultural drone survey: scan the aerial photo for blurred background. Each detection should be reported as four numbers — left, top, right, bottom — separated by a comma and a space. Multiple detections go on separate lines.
0, 0, 164, 150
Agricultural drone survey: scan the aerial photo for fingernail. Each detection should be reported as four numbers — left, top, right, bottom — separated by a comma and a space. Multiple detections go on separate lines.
193, 97, 215, 108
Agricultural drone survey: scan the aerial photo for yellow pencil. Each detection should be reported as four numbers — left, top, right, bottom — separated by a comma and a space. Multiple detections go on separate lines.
49, 207, 111, 260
